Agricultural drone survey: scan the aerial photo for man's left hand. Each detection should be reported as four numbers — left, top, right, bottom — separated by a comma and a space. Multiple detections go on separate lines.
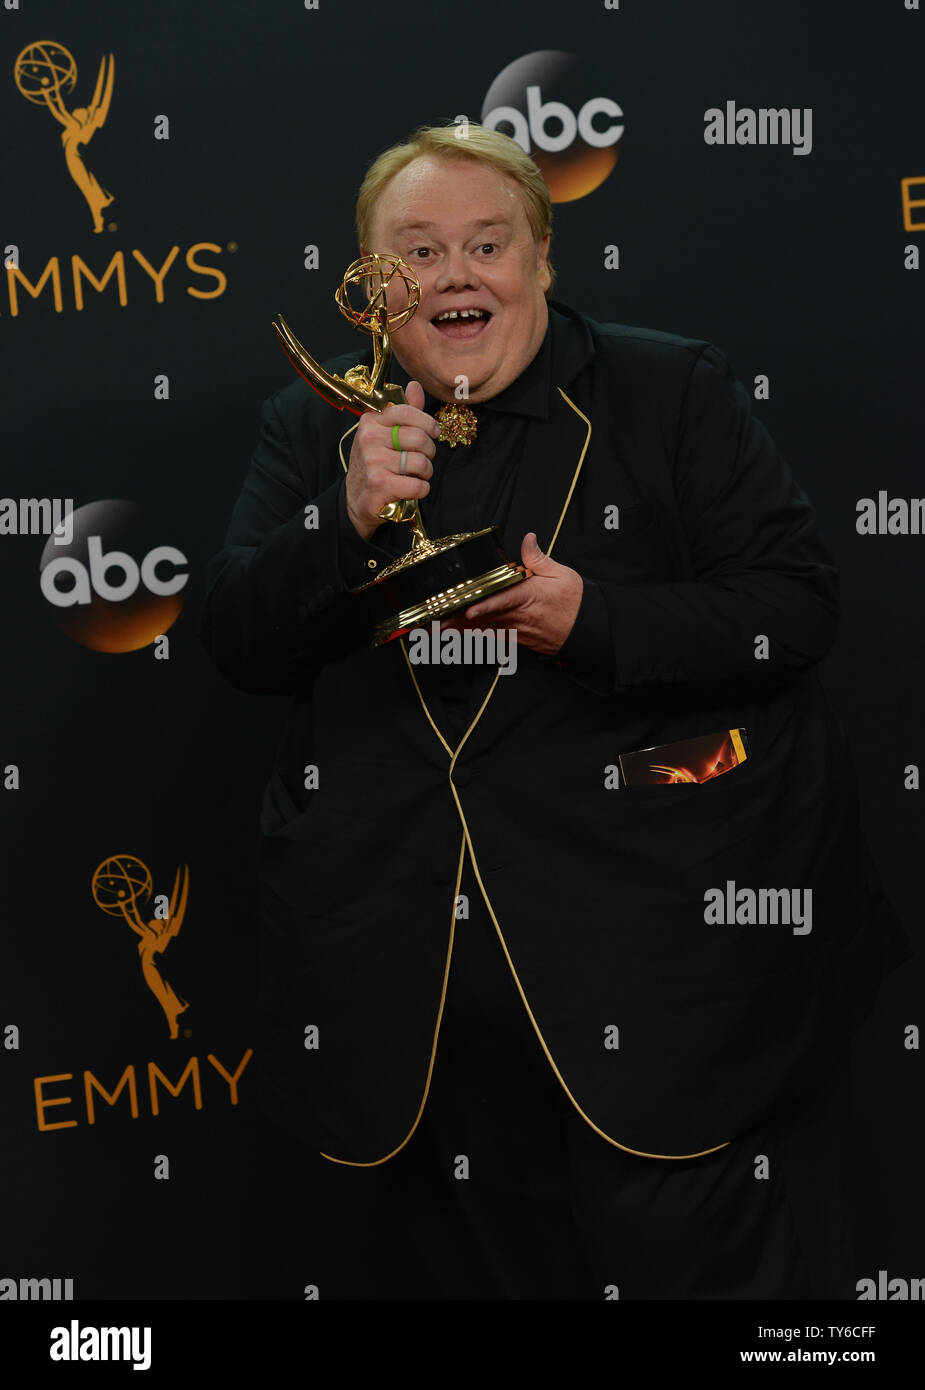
448, 532, 584, 656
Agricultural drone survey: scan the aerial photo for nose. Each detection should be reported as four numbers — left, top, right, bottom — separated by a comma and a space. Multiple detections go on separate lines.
434, 246, 481, 293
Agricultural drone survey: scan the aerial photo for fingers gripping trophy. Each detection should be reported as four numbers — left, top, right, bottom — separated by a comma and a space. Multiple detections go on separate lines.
273, 253, 528, 646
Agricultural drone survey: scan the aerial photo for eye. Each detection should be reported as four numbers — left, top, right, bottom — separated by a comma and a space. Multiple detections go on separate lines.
478, 243, 497, 255
410, 247, 433, 260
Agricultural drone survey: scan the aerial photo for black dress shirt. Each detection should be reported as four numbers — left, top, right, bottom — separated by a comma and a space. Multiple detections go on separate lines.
334, 305, 614, 736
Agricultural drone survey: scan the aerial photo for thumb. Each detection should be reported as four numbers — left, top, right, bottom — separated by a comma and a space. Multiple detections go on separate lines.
405, 379, 425, 411
521, 531, 553, 570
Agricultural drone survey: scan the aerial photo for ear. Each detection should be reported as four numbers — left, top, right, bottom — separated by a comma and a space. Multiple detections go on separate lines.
536, 231, 551, 292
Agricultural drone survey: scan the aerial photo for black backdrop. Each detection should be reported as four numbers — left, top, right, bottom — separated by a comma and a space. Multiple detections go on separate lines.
1, 0, 922, 1302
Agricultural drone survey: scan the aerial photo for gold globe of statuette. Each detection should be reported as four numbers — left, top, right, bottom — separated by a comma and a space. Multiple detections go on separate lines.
335, 253, 420, 335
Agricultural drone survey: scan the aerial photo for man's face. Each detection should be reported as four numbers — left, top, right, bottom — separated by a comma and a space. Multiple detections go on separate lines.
364, 154, 551, 403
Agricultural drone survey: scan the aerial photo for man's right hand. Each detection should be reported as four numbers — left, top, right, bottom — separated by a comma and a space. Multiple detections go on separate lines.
345, 380, 442, 541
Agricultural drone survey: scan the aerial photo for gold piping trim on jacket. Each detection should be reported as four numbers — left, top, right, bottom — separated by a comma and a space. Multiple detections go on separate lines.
450, 669, 503, 764
450, 802, 730, 1160
403, 384, 730, 1161
397, 384, 592, 758
320, 832, 467, 1166
548, 387, 591, 556
399, 647, 455, 758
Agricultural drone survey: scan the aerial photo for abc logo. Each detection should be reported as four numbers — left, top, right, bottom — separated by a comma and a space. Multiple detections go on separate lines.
482, 50, 624, 203
39, 500, 188, 653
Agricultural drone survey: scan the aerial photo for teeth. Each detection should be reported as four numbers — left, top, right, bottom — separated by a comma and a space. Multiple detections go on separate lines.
435, 309, 486, 322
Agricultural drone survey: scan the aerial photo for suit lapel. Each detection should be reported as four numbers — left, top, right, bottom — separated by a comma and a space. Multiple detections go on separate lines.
455, 383, 594, 742
388, 302, 597, 755
501, 384, 593, 561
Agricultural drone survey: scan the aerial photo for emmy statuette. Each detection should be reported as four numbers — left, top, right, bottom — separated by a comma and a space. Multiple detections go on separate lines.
273, 253, 527, 646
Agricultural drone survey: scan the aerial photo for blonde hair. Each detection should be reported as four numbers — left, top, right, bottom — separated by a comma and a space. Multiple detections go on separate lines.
355, 122, 555, 293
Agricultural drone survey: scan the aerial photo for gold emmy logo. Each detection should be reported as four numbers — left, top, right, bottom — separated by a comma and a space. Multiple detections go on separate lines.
15, 40, 115, 234
91, 855, 190, 1039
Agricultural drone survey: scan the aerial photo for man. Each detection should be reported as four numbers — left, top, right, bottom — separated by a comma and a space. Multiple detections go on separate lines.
201, 124, 910, 1299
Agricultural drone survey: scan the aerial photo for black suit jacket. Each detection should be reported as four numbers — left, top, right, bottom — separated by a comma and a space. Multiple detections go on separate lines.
201, 301, 910, 1164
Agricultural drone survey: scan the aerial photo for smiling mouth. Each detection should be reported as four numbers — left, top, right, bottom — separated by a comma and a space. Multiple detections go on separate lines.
430, 308, 493, 339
